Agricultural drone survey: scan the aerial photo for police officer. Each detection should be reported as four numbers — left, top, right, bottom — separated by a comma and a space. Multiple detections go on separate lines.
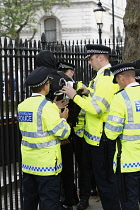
18, 66, 71, 210
57, 61, 95, 209
60, 44, 121, 210
105, 63, 140, 210
73, 80, 97, 210
56, 61, 79, 210
135, 66, 140, 205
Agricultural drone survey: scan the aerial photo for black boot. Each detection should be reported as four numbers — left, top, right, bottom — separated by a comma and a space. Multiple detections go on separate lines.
62, 204, 73, 210
90, 188, 98, 196
77, 199, 89, 210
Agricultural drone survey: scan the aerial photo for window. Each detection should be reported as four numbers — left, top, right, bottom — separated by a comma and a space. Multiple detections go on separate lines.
44, 18, 56, 42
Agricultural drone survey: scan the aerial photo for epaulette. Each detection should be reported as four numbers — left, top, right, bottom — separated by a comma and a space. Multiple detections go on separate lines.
104, 68, 110, 76
115, 89, 124, 94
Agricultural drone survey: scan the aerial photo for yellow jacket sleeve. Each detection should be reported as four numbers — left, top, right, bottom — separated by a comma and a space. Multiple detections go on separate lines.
105, 93, 125, 140
42, 102, 71, 140
74, 75, 118, 116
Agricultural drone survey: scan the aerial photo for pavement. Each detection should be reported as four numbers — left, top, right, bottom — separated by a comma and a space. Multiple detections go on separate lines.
73, 195, 103, 210
1, 185, 103, 210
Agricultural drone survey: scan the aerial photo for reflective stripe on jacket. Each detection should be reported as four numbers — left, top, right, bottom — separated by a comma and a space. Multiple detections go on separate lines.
105, 86, 140, 173
18, 96, 71, 176
87, 79, 95, 98
73, 81, 86, 137
74, 68, 119, 146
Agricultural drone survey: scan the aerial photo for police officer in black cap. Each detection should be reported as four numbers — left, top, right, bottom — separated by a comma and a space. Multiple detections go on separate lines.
105, 62, 140, 210
60, 44, 121, 210
58, 61, 97, 209
56, 61, 80, 210
134, 62, 140, 205
18, 66, 71, 210
57, 61, 75, 75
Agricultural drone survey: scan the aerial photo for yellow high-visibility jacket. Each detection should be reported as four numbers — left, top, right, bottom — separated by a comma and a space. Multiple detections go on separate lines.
73, 81, 87, 137
18, 96, 71, 176
73, 68, 119, 146
105, 85, 140, 173
87, 79, 95, 98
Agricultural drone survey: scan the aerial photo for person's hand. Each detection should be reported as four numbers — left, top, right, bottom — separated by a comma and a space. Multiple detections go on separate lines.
79, 87, 90, 96
53, 96, 69, 109
60, 106, 69, 120
61, 139, 70, 145
59, 82, 77, 99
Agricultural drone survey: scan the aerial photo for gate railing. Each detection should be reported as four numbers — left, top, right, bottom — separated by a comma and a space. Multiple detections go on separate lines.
0, 35, 123, 210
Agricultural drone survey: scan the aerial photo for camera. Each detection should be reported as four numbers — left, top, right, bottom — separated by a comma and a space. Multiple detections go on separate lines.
59, 78, 73, 88
54, 78, 74, 100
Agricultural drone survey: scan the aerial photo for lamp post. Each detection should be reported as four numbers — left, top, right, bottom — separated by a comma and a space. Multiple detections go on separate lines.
93, 0, 106, 44
112, 0, 115, 50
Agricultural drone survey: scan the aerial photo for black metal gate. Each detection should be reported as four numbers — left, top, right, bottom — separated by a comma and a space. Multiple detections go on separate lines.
0, 34, 123, 210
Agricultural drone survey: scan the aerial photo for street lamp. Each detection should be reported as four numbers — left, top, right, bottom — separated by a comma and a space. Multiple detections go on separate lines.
112, 0, 115, 50
93, 0, 106, 44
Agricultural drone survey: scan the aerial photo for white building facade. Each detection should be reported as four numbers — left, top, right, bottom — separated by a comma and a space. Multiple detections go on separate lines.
20, 0, 127, 44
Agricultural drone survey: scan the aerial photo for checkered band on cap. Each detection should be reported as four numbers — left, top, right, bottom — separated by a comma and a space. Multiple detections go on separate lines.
30, 76, 49, 87
58, 63, 74, 70
113, 66, 135, 76
87, 49, 109, 54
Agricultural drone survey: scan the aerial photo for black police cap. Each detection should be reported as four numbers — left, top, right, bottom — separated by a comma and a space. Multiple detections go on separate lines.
25, 66, 53, 87
85, 44, 111, 59
133, 59, 140, 69
135, 69, 140, 81
110, 63, 135, 83
56, 61, 75, 71
132, 60, 140, 81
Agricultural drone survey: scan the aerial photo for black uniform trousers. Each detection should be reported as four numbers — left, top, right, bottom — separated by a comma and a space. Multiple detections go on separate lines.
61, 142, 77, 207
85, 131, 121, 210
117, 171, 140, 210
72, 133, 91, 201
22, 172, 61, 210
91, 173, 97, 191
